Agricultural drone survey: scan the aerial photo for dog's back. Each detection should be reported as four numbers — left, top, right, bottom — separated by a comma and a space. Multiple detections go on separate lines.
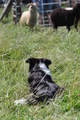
26, 58, 61, 102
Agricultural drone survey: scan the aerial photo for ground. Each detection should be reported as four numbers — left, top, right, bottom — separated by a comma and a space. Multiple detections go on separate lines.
0, 10, 80, 120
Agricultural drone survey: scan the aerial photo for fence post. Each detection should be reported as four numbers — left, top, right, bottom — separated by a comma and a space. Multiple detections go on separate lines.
13, 0, 22, 24
41, 0, 45, 27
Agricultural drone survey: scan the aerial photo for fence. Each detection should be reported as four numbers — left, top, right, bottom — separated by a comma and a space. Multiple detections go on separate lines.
12, 0, 22, 24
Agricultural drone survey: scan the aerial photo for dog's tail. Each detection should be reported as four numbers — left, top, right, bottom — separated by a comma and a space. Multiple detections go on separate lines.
14, 95, 38, 106
14, 87, 64, 106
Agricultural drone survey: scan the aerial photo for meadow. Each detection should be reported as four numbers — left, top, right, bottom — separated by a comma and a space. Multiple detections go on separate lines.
0, 9, 80, 120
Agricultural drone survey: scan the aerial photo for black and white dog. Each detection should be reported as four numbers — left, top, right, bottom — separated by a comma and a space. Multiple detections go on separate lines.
14, 58, 63, 105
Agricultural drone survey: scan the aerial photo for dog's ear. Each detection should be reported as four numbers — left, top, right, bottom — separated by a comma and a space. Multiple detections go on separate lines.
41, 58, 52, 68
26, 58, 37, 64
26, 58, 32, 64
25, 58, 38, 71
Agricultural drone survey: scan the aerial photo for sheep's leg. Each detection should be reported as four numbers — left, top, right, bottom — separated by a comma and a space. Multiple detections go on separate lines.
31, 27, 33, 31
53, 25, 57, 32
76, 27, 78, 32
75, 26, 78, 32
53, 28, 57, 33
29, 27, 33, 31
66, 26, 70, 32
34, 26, 38, 31
74, 21, 78, 31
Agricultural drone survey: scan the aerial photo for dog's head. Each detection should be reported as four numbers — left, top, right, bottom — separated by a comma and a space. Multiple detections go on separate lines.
26, 58, 51, 72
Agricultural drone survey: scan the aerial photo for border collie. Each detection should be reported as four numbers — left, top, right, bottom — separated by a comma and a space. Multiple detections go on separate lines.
14, 58, 63, 105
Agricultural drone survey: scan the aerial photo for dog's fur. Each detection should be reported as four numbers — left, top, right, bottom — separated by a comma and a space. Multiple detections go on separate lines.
14, 58, 63, 105
50, 3, 80, 32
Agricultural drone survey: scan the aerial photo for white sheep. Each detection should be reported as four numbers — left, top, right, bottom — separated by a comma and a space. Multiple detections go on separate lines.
20, 3, 37, 29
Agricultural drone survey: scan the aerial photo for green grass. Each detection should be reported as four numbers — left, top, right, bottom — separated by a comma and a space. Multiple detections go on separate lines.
0, 11, 80, 120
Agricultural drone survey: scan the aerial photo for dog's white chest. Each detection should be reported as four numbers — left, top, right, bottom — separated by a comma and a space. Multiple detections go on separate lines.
39, 62, 52, 77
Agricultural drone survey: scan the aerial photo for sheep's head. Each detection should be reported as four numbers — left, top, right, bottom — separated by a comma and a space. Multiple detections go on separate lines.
73, 3, 80, 11
75, 3, 80, 9
27, 3, 37, 12
73, 3, 80, 16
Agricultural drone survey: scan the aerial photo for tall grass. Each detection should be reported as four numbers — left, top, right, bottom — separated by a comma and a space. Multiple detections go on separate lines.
0, 11, 80, 120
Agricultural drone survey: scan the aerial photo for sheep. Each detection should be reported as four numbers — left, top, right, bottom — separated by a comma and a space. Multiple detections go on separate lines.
50, 3, 80, 32
20, 3, 37, 29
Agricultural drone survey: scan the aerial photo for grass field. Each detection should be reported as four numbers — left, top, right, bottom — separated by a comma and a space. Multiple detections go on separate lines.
0, 10, 80, 120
